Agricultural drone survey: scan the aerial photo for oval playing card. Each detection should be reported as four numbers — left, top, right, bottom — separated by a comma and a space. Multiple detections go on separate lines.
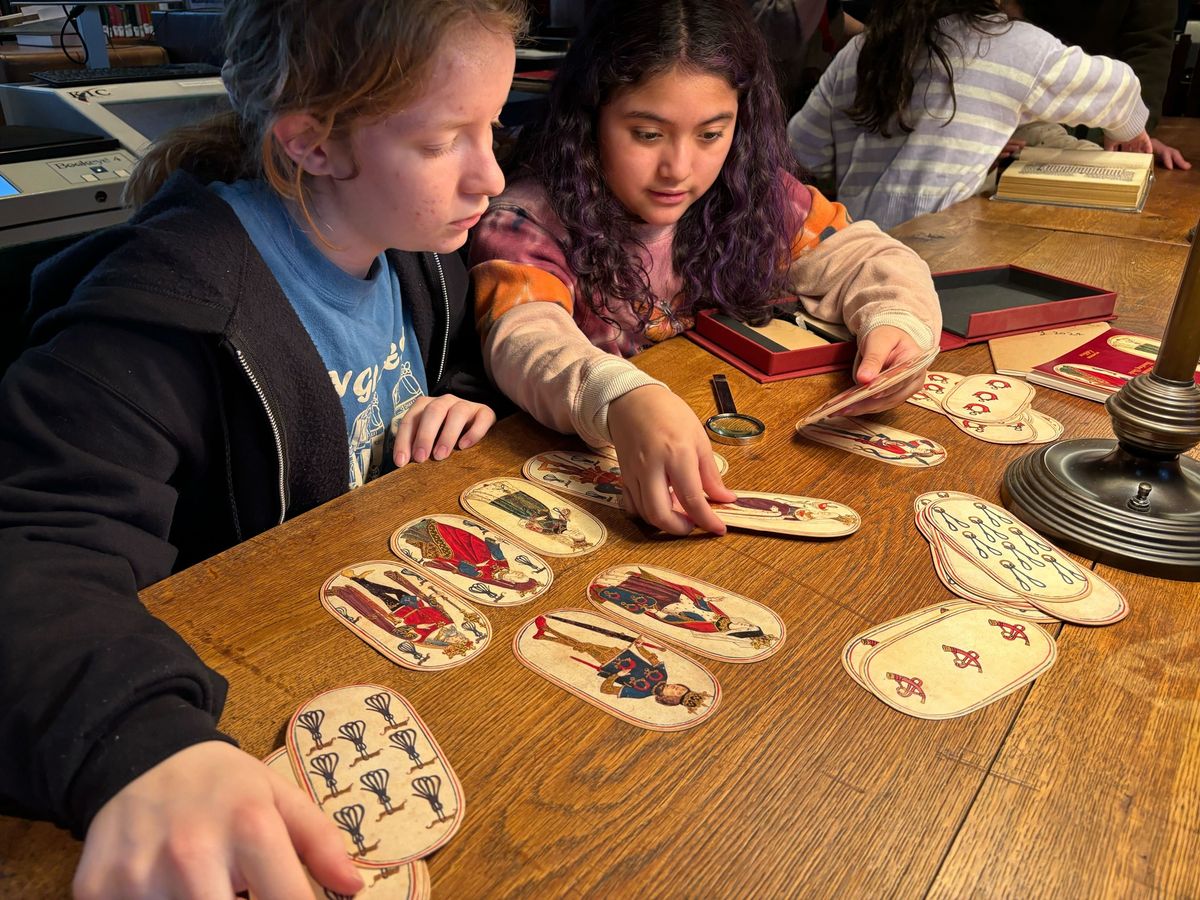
841, 601, 976, 688
390, 514, 551, 606
797, 415, 947, 467
588, 443, 730, 476
942, 374, 1035, 424
513, 609, 721, 731
285, 684, 464, 868
460, 477, 607, 557
795, 344, 940, 427
925, 499, 1090, 601
588, 565, 785, 663
906, 371, 964, 412
947, 414, 1037, 444
860, 605, 1056, 719
711, 491, 860, 537
1026, 409, 1064, 444
522, 450, 625, 507
260, 748, 430, 900
320, 561, 491, 671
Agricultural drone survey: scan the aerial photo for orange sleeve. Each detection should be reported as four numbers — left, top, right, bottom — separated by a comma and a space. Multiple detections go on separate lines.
471, 260, 574, 338
791, 186, 852, 261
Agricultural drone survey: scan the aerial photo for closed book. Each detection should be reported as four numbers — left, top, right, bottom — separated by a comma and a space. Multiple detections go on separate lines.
987, 321, 1113, 377
1027, 327, 1200, 401
994, 147, 1153, 212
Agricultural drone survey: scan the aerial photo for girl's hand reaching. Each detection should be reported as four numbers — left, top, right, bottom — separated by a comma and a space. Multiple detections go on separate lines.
841, 325, 929, 416
393, 394, 496, 467
606, 385, 736, 536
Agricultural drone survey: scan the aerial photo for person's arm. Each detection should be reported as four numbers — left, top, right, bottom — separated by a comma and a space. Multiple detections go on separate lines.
785, 182, 942, 410
470, 204, 665, 448
470, 206, 732, 536
787, 184, 942, 350
1022, 27, 1150, 147
0, 323, 233, 832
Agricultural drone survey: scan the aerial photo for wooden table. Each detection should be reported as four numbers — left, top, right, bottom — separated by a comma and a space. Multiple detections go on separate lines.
3, 142, 1199, 899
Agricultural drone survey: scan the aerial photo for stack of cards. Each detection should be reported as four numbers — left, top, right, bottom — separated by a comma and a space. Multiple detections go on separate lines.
795, 344, 941, 428
914, 491, 1129, 626
907, 372, 1063, 444
256, 684, 459, 898
513, 566, 786, 731
841, 600, 1057, 719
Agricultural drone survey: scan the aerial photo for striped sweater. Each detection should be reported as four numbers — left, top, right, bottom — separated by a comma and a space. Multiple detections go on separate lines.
787, 15, 1149, 230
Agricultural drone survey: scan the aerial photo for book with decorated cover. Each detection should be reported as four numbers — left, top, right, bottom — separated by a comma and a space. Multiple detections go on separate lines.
1027, 326, 1200, 401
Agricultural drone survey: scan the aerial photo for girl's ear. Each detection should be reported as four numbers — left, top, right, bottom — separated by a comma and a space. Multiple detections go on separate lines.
271, 112, 345, 177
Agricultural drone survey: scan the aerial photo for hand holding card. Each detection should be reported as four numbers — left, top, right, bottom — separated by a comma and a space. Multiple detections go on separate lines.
796, 343, 940, 427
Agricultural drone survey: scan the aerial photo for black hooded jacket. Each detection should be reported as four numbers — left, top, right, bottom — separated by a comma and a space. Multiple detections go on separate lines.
0, 170, 498, 836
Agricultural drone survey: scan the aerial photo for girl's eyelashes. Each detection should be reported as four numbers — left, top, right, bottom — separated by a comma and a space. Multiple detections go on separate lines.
699, 130, 726, 142
424, 139, 456, 158
632, 129, 663, 142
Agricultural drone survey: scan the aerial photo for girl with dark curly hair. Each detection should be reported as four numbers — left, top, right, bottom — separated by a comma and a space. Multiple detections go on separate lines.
471, 0, 942, 537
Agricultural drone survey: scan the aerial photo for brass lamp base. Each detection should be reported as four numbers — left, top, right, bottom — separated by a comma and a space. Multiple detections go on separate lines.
1003, 439, 1200, 581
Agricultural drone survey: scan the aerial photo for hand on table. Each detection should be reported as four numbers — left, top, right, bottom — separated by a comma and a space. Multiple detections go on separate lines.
1150, 137, 1191, 170
393, 394, 496, 466
74, 741, 362, 900
840, 325, 928, 417
607, 384, 736, 536
1103, 129, 1153, 155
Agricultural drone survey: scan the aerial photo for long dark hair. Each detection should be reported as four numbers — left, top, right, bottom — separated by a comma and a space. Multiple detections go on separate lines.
511, 0, 796, 329
847, 1, 1009, 138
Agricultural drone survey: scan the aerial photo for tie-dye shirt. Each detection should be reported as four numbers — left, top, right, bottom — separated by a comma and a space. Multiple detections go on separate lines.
469, 172, 941, 446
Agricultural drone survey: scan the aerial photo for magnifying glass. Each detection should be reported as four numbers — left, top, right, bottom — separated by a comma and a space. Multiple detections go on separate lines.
705, 374, 765, 445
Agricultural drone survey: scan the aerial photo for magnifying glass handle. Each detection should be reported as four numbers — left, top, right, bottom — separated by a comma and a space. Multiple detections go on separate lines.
712, 374, 738, 415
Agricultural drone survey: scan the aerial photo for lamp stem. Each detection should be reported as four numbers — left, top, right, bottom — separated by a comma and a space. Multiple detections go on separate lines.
1155, 216, 1200, 383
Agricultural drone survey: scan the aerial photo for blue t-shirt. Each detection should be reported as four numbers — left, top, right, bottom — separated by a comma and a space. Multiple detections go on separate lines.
210, 180, 428, 489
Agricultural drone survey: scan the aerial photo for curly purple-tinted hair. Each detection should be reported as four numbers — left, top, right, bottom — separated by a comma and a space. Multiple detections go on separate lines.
512, 0, 798, 329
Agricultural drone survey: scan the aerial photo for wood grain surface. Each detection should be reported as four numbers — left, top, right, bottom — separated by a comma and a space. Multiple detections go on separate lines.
2, 123, 1198, 900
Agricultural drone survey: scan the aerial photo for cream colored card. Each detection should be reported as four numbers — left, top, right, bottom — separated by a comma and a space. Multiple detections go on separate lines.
390, 514, 551, 606
320, 561, 491, 671
906, 371, 964, 412
523, 450, 626, 507
942, 374, 1035, 424
513, 609, 720, 731
589, 444, 730, 476
710, 491, 861, 537
260, 748, 429, 900
1025, 409, 1064, 444
1024, 571, 1128, 626
285, 685, 463, 868
459, 477, 607, 557
925, 500, 1090, 601
588, 564, 785, 663
861, 605, 1056, 719
798, 415, 947, 467
946, 413, 1036, 444
841, 601, 975, 688
988, 322, 1111, 376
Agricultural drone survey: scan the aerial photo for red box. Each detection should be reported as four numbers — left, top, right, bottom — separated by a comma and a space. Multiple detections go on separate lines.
686, 265, 1117, 382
